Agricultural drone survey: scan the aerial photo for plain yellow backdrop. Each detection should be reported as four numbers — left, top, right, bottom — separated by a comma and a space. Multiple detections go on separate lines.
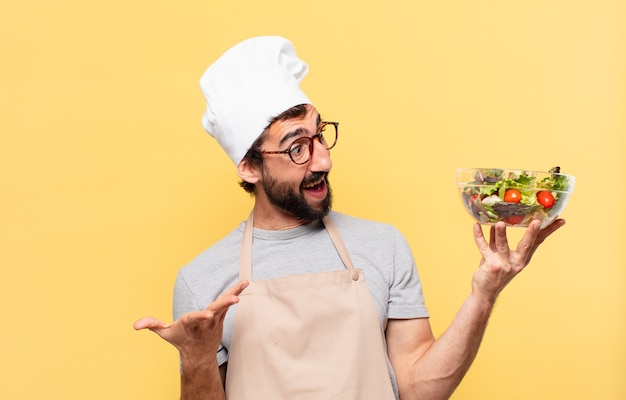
1, 0, 624, 399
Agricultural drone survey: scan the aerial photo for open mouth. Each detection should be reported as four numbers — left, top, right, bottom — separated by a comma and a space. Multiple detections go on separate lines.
302, 174, 327, 193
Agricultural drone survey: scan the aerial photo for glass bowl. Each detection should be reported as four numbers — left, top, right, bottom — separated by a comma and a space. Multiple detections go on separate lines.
456, 168, 575, 228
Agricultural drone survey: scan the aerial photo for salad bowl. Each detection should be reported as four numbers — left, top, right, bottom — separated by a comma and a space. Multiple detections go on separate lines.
456, 167, 575, 228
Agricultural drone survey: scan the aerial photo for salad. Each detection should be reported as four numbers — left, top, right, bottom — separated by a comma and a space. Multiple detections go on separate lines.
460, 167, 571, 226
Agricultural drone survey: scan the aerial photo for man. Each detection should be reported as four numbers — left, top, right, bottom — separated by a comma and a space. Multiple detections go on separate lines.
134, 36, 565, 400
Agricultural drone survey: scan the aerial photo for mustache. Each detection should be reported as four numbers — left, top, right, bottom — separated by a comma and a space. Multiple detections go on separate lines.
302, 172, 328, 187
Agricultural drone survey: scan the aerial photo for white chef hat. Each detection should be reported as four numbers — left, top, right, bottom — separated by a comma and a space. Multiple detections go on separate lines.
200, 36, 312, 166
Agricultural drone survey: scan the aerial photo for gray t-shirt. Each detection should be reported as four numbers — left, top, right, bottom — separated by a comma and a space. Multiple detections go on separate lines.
173, 211, 429, 394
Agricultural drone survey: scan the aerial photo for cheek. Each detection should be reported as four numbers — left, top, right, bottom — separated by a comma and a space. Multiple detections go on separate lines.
262, 162, 307, 184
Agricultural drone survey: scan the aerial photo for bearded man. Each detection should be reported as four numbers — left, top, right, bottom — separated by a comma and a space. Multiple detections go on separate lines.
134, 36, 565, 400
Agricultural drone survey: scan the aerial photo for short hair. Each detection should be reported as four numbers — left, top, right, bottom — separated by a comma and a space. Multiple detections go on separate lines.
238, 104, 309, 194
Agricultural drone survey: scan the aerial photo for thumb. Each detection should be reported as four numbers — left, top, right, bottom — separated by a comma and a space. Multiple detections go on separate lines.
133, 317, 172, 331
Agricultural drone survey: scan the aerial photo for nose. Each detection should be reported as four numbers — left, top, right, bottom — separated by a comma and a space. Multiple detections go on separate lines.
308, 138, 332, 172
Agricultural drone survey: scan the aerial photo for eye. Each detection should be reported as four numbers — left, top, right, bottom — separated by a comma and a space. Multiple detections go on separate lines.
290, 142, 304, 157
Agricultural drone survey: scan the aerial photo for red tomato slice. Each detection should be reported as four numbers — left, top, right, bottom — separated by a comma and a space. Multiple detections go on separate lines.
504, 189, 522, 203
537, 191, 555, 208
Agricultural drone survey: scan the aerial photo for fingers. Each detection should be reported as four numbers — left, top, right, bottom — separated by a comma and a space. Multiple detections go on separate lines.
493, 222, 510, 256
515, 219, 541, 252
207, 280, 249, 315
133, 317, 171, 331
134, 281, 250, 342
516, 218, 564, 253
473, 223, 489, 254
186, 308, 215, 321
227, 279, 250, 297
526, 218, 566, 261
488, 225, 496, 250
473, 222, 511, 259
536, 218, 566, 244
187, 281, 246, 326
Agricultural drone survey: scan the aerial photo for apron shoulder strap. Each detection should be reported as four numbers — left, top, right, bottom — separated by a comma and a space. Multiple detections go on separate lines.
322, 215, 357, 272
239, 212, 254, 282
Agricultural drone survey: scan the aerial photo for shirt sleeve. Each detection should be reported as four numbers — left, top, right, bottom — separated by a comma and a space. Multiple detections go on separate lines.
388, 228, 430, 319
173, 270, 200, 320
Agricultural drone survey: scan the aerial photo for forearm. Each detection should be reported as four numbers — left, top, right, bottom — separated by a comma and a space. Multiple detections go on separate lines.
405, 293, 494, 399
180, 355, 225, 400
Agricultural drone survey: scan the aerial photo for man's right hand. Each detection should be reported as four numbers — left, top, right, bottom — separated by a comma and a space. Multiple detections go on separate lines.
134, 280, 249, 358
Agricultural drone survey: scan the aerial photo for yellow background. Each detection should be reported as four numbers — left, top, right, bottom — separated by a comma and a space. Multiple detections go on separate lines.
1, 0, 624, 398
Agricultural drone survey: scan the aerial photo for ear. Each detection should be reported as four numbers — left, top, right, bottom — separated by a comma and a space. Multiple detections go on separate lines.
237, 158, 261, 185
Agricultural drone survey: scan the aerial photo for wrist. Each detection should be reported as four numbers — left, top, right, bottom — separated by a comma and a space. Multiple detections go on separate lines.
180, 353, 225, 400
468, 290, 496, 314
181, 352, 216, 373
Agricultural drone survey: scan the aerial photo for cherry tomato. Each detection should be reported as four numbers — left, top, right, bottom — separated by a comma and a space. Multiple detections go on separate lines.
504, 189, 522, 203
537, 191, 555, 208
505, 215, 524, 225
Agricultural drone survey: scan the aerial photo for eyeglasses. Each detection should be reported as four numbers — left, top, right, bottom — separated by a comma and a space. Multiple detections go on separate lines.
261, 121, 338, 165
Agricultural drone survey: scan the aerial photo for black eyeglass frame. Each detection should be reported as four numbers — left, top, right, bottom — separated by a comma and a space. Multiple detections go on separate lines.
260, 121, 339, 165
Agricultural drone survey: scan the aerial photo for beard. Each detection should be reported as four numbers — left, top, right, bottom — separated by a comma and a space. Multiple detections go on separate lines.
261, 170, 333, 222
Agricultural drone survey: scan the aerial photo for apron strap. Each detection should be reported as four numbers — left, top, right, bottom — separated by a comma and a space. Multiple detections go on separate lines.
239, 212, 254, 282
239, 212, 357, 282
322, 215, 357, 272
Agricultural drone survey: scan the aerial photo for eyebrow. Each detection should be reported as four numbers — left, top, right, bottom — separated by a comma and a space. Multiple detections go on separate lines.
278, 127, 308, 147
277, 114, 323, 147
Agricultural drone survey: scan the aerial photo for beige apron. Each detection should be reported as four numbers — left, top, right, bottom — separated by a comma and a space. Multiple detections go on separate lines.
225, 213, 396, 399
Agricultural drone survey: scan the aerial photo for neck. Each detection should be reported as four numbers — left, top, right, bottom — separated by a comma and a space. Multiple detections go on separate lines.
251, 202, 315, 230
